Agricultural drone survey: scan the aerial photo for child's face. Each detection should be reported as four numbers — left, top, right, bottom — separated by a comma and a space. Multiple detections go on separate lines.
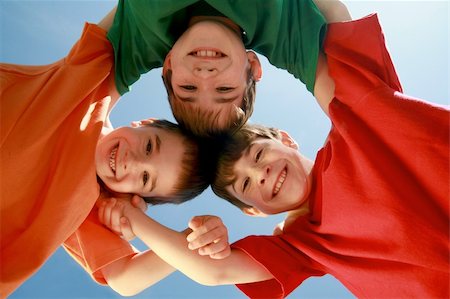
95, 125, 185, 198
225, 137, 312, 215
164, 20, 261, 129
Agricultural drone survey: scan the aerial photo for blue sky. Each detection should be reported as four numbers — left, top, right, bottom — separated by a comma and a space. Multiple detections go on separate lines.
1, 1, 448, 298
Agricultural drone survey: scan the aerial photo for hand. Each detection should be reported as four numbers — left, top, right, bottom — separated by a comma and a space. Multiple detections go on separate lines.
98, 195, 147, 241
186, 215, 231, 259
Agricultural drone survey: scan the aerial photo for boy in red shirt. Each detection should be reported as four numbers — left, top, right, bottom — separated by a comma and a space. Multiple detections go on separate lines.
99, 0, 449, 298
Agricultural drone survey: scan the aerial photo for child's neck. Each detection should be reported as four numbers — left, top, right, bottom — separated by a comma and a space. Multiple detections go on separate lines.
188, 16, 242, 36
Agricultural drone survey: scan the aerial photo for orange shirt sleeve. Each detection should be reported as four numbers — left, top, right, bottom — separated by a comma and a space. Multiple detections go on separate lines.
63, 204, 137, 285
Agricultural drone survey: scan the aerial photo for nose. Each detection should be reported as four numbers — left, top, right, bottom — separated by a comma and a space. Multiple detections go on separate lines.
258, 165, 271, 186
193, 66, 218, 78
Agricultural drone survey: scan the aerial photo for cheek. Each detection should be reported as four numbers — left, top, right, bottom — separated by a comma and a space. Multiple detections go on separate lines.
108, 181, 132, 194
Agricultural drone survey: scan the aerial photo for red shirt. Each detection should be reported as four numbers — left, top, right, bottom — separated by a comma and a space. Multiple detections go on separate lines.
232, 14, 449, 299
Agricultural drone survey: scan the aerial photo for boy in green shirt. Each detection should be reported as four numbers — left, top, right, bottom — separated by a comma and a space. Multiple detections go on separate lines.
108, 0, 326, 136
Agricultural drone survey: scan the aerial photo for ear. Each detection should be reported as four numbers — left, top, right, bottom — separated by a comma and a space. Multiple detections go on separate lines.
246, 51, 262, 82
280, 130, 299, 150
130, 121, 141, 128
130, 118, 156, 128
242, 207, 267, 217
162, 52, 172, 76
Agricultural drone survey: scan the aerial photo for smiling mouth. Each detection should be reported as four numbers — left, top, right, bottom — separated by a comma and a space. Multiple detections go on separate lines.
189, 49, 226, 58
273, 168, 287, 197
109, 145, 118, 174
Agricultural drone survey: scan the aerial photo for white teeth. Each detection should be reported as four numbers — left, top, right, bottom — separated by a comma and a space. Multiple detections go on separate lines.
273, 169, 287, 196
109, 147, 117, 173
194, 50, 222, 57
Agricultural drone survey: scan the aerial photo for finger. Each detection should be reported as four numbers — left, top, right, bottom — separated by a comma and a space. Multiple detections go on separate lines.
97, 200, 106, 224
131, 195, 147, 212
102, 198, 116, 228
120, 217, 136, 241
188, 225, 228, 250
110, 201, 124, 233
187, 215, 222, 240
188, 215, 207, 230
197, 238, 230, 256
209, 247, 232, 260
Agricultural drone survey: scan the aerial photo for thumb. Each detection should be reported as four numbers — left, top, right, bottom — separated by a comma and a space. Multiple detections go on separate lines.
188, 216, 206, 230
131, 195, 147, 212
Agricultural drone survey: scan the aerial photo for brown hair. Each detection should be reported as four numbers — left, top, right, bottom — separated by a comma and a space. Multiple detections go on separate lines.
211, 124, 281, 210
162, 68, 256, 138
141, 119, 209, 205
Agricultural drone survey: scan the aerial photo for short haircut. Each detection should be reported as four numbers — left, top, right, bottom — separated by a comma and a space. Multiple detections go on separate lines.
211, 124, 281, 210
162, 68, 256, 138
141, 119, 209, 205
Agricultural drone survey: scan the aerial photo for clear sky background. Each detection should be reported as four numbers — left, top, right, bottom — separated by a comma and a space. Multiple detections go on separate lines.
1, 1, 448, 298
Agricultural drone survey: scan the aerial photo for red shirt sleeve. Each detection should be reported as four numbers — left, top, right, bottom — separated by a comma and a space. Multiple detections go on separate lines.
232, 235, 324, 298
324, 14, 402, 107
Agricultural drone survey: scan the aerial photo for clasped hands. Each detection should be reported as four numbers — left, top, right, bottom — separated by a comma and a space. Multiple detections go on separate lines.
97, 195, 231, 259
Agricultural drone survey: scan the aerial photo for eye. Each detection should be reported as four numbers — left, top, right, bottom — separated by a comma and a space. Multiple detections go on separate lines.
180, 85, 196, 91
146, 140, 152, 155
242, 177, 250, 192
255, 149, 263, 162
216, 87, 234, 92
143, 171, 149, 186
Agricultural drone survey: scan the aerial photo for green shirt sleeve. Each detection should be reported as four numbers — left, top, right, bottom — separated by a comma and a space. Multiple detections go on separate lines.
205, 0, 327, 93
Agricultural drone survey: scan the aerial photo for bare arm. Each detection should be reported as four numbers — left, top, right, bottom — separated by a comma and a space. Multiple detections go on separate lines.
101, 249, 175, 296
312, 0, 352, 115
98, 196, 244, 294
95, 195, 173, 296
313, 0, 352, 24
124, 205, 273, 286
97, 5, 117, 32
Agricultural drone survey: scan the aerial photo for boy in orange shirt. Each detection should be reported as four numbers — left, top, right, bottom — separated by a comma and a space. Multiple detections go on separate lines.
0, 7, 228, 298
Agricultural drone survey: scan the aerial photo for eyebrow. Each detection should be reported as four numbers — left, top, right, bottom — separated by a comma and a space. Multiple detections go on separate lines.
146, 135, 161, 194
231, 144, 255, 194
244, 143, 256, 159
176, 92, 239, 104
150, 175, 157, 193
214, 95, 239, 104
232, 181, 238, 195
154, 134, 160, 154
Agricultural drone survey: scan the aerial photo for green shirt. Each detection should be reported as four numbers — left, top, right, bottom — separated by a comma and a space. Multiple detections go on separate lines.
108, 0, 326, 95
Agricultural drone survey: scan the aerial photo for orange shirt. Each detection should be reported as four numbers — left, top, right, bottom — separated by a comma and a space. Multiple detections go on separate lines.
0, 23, 133, 297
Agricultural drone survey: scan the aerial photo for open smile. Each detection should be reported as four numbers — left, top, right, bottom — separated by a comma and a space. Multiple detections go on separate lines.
189, 48, 226, 58
109, 144, 118, 175
272, 167, 287, 197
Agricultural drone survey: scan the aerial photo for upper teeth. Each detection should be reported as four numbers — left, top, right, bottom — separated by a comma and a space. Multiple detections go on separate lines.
109, 147, 117, 173
193, 50, 223, 57
273, 169, 287, 196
